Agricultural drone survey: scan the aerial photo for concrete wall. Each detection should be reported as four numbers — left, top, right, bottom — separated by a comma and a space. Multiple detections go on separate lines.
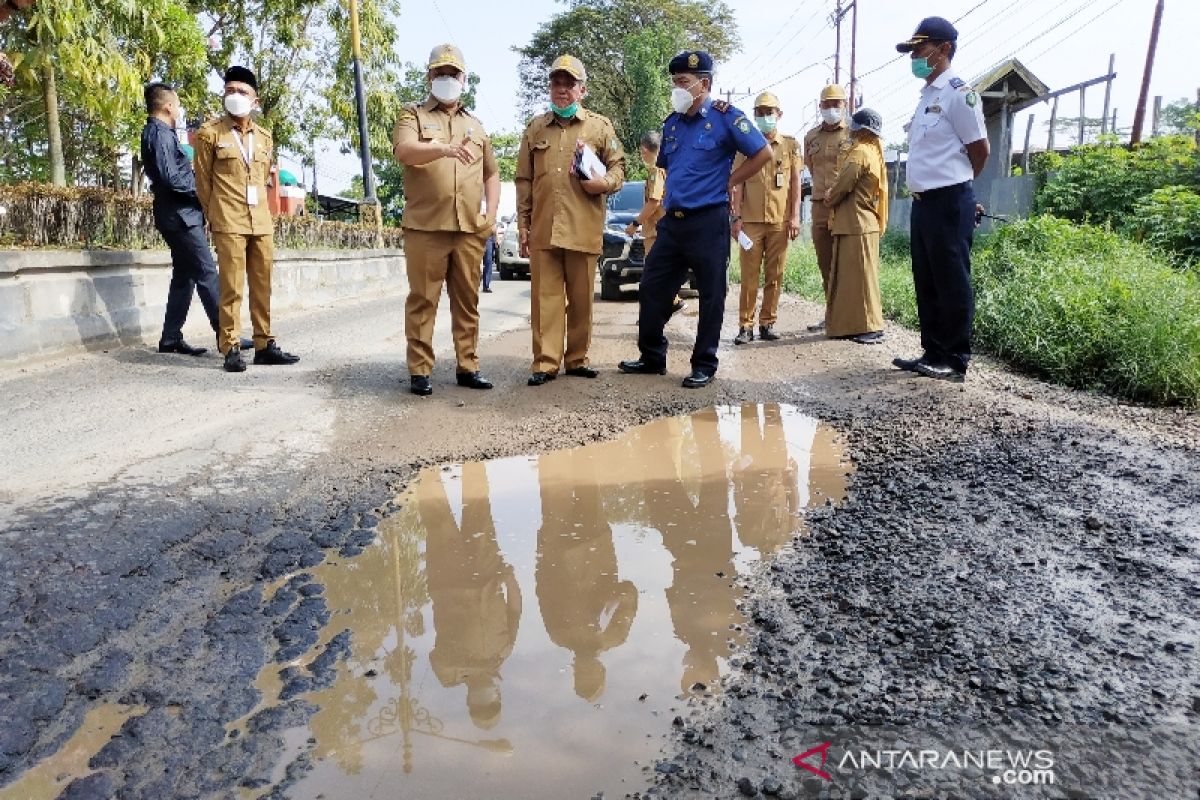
0, 248, 406, 362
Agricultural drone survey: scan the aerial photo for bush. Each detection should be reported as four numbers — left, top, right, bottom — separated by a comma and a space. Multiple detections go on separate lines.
1129, 186, 1200, 267
974, 216, 1200, 406
0, 183, 403, 250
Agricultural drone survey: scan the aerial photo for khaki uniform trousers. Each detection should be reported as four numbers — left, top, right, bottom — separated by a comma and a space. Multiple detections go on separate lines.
404, 229, 487, 376
810, 208, 835, 300
530, 247, 596, 374
737, 222, 789, 328
214, 232, 273, 355
827, 231, 884, 338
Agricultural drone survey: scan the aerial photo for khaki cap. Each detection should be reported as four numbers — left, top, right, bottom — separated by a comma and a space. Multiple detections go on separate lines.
428, 43, 465, 72
753, 92, 781, 110
820, 84, 847, 102
549, 54, 587, 82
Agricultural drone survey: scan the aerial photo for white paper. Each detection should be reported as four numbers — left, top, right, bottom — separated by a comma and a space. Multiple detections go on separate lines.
737, 230, 754, 251
246, 185, 258, 206
578, 143, 607, 179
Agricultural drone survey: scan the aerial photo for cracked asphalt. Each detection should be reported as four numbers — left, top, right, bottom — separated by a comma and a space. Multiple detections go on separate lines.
1, 277, 1196, 799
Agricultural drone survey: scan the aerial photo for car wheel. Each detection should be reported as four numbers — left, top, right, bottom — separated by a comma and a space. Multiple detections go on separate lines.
500, 266, 514, 281
600, 273, 622, 301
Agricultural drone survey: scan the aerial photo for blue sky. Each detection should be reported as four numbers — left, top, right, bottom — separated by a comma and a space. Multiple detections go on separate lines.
292, 0, 1199, 193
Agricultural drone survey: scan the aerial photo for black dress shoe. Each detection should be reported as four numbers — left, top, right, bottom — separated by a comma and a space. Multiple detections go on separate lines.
807, 320, 826, 332
892, 355, 926, 371
914, 361, 965, 383
223, 349, 246, 373
482, 287, 493, 293
410, 375, 432, 396
850, 331, 884, 344
681, 370, 714, 389
456, 371, 494, 389
527, 371, 557, 386
159, 340, 207, 356
253, 340, 300, 365
733, 327, 754, 345
239, 337, 254, 350
618, 359, 666, 375
564, 366, 599, 378
759, 325, 781, 341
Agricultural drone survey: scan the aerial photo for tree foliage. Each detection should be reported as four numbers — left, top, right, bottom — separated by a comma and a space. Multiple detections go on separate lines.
515, 0, 738, 154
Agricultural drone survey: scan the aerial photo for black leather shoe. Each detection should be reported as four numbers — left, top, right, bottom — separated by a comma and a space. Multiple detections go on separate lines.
850, 331, 884, 344
253, 340, 300, 365
914, 361, 965, 383
159, 340, 207, 356
527, 371, 557, 386
239, 337, 254, 350
565, 366, 599, 378
618, 359, 666, 375
806, 320, 826, 332
410, 375, 432, 396
482, 287, 493, 293
223, 349, 246, 373
892, 355, 926, 372
759, 325, 781, 341
733, 327, 754, 345
681, 370, 714, 389
456, 371, 493, 389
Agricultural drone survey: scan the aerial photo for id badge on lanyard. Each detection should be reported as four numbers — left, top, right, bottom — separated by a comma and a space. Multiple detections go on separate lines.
233, 130, 258, 206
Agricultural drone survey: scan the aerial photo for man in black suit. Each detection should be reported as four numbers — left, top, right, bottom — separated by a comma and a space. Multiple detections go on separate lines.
140, 82, 249, 356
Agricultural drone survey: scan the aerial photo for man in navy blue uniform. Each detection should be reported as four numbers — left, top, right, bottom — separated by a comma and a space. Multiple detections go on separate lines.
140, 82, 249, 356
618, 50, 772, 388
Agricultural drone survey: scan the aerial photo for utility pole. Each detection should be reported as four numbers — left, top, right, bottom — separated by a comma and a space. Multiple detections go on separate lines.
1151, 95, 1163, 137
348, 0, 381, 234
833, 0, 842, 83
848, 0, 858, 113
1100, 53, 1115, 134
1130, 0, 1164, 145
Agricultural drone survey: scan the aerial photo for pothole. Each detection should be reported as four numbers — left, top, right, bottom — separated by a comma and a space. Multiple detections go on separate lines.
264, 403, 851, 798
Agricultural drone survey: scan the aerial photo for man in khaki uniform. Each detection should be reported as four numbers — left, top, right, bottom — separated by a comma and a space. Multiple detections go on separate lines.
195, 65, 299, 372
803, 84, 852, 331
730, 92, 801, 344
393, 44, 500, 397
516, 55, 625, 386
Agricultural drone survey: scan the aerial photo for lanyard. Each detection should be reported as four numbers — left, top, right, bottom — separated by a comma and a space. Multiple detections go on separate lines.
232, 128, 254, 167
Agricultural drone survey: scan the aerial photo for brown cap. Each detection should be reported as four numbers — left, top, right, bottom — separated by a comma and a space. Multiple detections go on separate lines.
820, 84, 847, 102
753, 92, 781, 111
549, 54, 587, 82
427, 43, 465, 73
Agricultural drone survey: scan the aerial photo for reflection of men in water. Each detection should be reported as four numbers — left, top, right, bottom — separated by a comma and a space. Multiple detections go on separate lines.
536, 448, 638, 701
424, 462, 522, 729
644, 415, 744, 693
732, 404, 800, 555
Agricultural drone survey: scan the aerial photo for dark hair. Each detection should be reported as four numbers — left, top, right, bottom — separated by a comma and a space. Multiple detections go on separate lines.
144, 82, 176, 115
639, 130, 661, 151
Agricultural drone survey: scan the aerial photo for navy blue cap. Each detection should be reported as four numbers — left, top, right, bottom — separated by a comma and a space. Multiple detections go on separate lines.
896, 17, 958, 52
223, 65, 258, 90
669, 50, 713, 75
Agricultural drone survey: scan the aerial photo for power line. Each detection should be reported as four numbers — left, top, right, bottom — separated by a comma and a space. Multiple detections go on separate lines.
725, 0, 825, 86
735, 59, 830, 103
954, 0, 997, 25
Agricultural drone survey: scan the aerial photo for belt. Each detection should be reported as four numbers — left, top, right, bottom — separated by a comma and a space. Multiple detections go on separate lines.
665, 202, 726, 219
910, 180, 970, 201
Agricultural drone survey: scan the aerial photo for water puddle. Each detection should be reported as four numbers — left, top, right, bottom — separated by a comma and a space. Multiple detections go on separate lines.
273, 404, 849, 798
0, 704, 145, 800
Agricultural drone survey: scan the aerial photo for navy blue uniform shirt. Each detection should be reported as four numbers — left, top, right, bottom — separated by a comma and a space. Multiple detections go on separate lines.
657, 98, 768, 211
140, 118, 204, 231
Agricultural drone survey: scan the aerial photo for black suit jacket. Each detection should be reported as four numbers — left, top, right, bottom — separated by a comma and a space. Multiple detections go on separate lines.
140, 118, 205, 232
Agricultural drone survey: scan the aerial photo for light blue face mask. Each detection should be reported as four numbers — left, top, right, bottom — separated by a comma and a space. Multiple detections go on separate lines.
552, 102, 579, 118
755, 115, 777, 133
911, 57, 935, 80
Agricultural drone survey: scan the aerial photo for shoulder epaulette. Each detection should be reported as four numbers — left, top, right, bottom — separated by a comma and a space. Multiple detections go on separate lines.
711, 100, 731, 113
949, 77, 966, 90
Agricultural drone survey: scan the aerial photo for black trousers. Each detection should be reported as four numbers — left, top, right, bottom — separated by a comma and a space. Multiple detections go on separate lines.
910, 180, 976, 373
160, 223, 220, 344
637, 204, 729, 376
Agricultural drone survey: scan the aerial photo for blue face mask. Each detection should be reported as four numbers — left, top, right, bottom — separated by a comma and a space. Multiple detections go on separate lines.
911, 57, 934, 80
552, 102, 578, 118
755, 114, 777, 134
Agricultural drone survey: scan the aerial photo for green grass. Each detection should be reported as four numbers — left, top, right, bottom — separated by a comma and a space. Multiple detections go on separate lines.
730, 218, 1200, 406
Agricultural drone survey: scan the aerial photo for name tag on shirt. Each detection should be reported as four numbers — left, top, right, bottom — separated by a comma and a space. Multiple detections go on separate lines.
775, 172, 785, 188
246, 186, 258, 206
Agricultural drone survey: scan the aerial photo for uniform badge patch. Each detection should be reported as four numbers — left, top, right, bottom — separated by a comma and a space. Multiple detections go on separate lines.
737, 118, 751, 133
966, 91, 978, 107
949, 77, 965, 90
688, 53, 699, 68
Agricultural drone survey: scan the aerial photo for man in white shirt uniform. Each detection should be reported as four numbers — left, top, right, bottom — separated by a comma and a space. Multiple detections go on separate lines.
892, 17, 989, 382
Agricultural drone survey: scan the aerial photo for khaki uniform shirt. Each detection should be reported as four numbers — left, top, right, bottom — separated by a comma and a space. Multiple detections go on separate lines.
644, 166, 666, 232
803, 121, 851, 222
733, 133, 801, 224
516, 109, 626, 255
194, 116, 274, 236
393, 98, 497, 233
826, 143, 884, 235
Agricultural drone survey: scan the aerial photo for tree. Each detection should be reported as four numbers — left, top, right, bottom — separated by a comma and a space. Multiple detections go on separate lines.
1045, 116, 1105, 146
491, 132, 520, 182
622, 22, 678, 175
515, 0, 739, 152
1158, 98, 1200, 136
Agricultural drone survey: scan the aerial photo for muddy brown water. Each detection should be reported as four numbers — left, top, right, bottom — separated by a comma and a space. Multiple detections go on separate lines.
254, 404, 850, 799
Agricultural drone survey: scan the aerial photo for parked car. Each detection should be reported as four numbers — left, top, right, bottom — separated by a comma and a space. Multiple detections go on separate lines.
599, 181, 646, 300
498, 222, 529, 280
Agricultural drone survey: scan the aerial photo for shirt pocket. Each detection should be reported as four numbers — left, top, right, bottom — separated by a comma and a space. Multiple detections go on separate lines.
531, 140, 551, 177
214, 145, 242, 175
417, 122, 445, 143
662, 135, 679, 155
693, 132, 717, 150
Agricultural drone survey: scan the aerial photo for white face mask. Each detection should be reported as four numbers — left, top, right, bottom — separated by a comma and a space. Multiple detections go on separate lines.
820, 107, 843, 125
430, 75, 463, 103
224, 93, 254, 118
670, 86, 696, 114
